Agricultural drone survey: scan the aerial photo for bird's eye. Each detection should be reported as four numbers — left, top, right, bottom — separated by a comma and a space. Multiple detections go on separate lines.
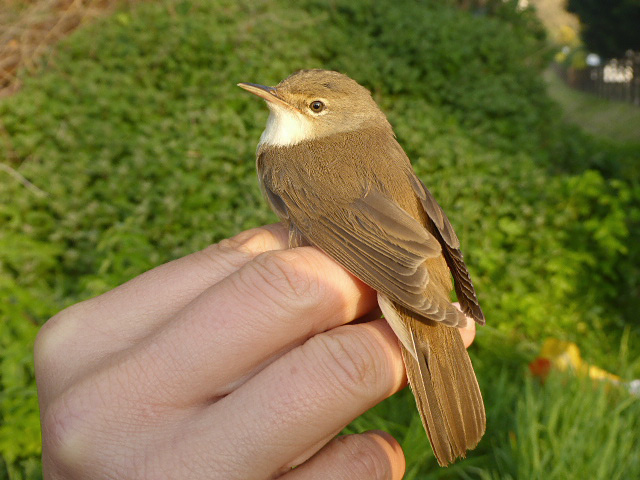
309, 100, 325, 113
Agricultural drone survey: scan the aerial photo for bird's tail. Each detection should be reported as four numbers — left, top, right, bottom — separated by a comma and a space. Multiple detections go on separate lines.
380, 295, 485, 466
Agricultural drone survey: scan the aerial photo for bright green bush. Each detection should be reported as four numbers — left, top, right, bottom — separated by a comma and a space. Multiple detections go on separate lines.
1, 0, 639, 477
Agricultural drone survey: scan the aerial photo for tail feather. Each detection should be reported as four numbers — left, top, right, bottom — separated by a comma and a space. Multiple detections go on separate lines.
384, 298, 485, 466
401, 345, 456, 463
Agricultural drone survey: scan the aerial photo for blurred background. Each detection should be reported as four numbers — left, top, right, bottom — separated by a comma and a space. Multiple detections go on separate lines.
1, 0, 639, 478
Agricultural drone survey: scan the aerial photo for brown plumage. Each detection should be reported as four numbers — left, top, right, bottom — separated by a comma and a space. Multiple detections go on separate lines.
239, 69, 485, 466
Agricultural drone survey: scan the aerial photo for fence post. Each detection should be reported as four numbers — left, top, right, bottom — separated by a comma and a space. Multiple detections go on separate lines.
558, 51, 639, 107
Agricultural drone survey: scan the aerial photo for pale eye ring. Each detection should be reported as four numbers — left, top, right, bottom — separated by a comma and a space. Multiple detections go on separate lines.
309, 100, 325, 113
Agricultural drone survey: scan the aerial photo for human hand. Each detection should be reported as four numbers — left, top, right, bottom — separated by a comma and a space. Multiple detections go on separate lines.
36, 223, 476, 480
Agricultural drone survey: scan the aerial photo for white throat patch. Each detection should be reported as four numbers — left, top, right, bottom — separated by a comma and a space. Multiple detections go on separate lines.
259, 104, 313, 147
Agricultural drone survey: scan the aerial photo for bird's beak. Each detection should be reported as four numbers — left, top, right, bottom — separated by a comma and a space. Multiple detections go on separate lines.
238, 82, 296, 111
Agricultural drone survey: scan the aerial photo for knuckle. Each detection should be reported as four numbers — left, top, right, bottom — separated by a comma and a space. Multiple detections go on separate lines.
194, 227, 287, 280
214, 227, 281, 258
248, 249, 321, 303
195, 239, 249, 275
311, 327, 379, 397
41, 393, 92, 473
213, 235, 254, 258
41, 376, 147, 479
34, 303, 84, 370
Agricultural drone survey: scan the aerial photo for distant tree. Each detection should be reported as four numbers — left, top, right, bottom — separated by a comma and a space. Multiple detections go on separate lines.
567, 0, 640, 58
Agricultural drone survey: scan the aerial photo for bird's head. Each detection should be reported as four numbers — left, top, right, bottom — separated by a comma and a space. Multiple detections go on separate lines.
239, 69, 390, 147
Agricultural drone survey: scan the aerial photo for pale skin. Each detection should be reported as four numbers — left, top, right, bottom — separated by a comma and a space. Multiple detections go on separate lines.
35, 223, 476, 480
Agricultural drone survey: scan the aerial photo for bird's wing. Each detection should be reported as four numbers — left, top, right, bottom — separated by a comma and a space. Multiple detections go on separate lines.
408, 175, 485, 325
271, 183, 467, 326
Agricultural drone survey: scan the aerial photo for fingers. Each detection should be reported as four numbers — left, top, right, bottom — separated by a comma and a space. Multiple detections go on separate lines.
283, 431, 405, 480
41, 320, 406, 480
35, 225, 289, 392
42, 245, 379, 412
37, 223, 472, 480
452, 302, 477, 348
459, 319, 476, 348
173, 319, 405, 480
118, 246, 378, 406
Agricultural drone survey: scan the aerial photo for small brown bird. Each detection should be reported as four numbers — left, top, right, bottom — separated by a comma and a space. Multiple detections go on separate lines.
239, 69, 485, 466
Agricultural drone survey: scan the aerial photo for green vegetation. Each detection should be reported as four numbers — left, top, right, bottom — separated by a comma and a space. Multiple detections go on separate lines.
349, 332, 640, 480
1, 0, 639, 478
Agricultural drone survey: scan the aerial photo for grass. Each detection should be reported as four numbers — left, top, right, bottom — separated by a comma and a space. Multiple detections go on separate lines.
544, 68, 640, 144
349, 329, 640, 480
478, 373, 640, 480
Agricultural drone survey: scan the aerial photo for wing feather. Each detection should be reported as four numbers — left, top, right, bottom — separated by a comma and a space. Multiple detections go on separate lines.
284, 188, 465, 325
409, 175, 485, 325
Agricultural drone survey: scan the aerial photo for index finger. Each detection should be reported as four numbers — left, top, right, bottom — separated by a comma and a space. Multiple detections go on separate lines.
36, 224, 289, 376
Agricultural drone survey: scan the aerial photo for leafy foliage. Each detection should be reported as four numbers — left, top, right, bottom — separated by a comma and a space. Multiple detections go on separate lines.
1, 0, 639, 478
